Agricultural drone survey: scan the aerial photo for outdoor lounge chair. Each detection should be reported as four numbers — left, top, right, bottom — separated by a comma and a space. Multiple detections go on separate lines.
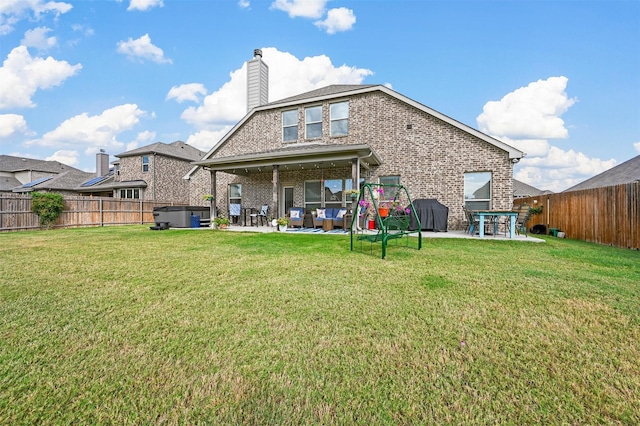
288, 207, 305, 228
250, 204, 269, 226
312, 207, 348, 229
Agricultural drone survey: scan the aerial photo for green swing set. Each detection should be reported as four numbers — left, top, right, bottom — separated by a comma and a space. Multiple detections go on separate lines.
349, 183, 422, 259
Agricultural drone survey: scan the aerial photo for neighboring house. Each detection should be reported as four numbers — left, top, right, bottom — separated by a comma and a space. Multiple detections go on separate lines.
513, 179, 552, 198
88, 141, 205, 202
184, 52, 524, 230
0, 155, 93, 196
564, 155, 640, 192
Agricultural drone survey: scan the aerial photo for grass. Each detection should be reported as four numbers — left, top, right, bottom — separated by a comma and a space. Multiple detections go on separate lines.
1, 226, 639, 424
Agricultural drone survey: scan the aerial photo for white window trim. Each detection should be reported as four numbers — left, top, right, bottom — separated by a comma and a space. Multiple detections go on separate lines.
282, 109, 298, 143
305, 105, 322, 139
330, 101, 349, 137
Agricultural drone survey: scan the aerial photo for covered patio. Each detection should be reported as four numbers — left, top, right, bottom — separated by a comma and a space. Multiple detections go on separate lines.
193, 143, 383, 222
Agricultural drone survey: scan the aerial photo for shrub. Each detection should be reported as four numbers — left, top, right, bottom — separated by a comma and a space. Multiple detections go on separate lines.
31, 192, 64, 229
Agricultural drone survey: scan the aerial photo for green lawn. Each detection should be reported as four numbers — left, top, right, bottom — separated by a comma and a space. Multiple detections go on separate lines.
1, 226, 639, 424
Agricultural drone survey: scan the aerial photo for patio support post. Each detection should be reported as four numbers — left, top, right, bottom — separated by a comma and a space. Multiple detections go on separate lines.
272, 165, 279, 220
210, 170, 217, 221
352, 157, 359, 230
351, 157, 359, 188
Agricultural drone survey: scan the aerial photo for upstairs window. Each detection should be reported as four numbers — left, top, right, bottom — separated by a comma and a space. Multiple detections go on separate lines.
464, 172, 492, 210
282, 110, 298, 142
142, 156, 149, 173
330, 101, 349, 136
305, 106, 322, 139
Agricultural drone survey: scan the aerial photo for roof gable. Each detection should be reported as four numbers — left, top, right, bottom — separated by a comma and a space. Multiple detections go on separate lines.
185, 84, 524, 178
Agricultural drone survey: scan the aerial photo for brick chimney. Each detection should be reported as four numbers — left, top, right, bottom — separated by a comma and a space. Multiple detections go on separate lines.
96, 150, 109, 177
246, 48, 269, 113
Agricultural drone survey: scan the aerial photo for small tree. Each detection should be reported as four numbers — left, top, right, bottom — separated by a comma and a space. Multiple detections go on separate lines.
31, 192, 64, 229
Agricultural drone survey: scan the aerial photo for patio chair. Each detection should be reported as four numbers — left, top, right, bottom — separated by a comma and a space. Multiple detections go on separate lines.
514, 205, 531, 237
229, 203, 241, 225
288, 207, 305, 228
463, 206, 479, 235
250, 204, 269, 226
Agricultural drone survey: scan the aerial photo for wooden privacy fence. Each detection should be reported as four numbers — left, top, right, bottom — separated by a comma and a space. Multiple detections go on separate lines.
517, 182, 639, 250
0, 194, 187, 232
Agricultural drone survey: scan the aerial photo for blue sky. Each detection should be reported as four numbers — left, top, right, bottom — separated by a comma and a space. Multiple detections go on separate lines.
1, 0, 638, 192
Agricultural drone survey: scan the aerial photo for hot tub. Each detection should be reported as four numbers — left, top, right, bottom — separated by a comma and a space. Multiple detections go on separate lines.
153, 206, 210, 228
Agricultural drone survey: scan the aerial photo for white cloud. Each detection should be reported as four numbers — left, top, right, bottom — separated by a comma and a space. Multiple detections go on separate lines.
26, 104, 146, 154
166, 83, 207, 103
478, 76, 576, 140
314, 7, 355, 34
71, 23, 94, 37
186, 128, 233, 152
116, 34, 172, 64
46, 149, 79, 166
0, 113, 31, 138
0, 45, 82, 109
127, 0, 164, 12
0, 0, 72, 35
497, 137, 551, 158
180, 47, 373, 129
478, 76, 617, 192
634, 142, 640, 153
270, 0, 326, 19
21, 26, 56, 49
238, 0, 250, 9
515, 147, 617, 192
135, 130, 156, 144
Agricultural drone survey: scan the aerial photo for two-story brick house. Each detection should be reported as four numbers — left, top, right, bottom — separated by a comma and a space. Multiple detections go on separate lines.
185, 52, 523, 230
93, 141, 205, 202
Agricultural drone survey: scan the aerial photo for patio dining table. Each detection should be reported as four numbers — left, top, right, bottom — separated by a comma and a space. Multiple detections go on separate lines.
474, 210, 518, 238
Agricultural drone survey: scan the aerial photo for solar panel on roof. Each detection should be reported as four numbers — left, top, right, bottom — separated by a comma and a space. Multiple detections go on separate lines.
81, 175, 107, 187
22, 176, 53, 188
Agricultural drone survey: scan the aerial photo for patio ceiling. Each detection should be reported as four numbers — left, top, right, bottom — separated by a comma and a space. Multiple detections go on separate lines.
192, 143, 382, 176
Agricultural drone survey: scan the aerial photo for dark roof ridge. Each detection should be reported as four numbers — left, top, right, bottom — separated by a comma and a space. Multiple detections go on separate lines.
266, 84, 378, 106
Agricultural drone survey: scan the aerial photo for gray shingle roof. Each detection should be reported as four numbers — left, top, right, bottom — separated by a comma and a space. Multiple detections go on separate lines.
12, 169, 94, 192
266, 84, 377, 106
0, 175, 21, 192
0, 155, 82, 174
564, 155, 640, 192
116, 141, 205, 161
513, 179, 552, 197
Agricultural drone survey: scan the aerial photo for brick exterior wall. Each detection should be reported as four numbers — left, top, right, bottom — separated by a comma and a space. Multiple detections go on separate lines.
188, 90, 514, 230
116, 154, 193, 203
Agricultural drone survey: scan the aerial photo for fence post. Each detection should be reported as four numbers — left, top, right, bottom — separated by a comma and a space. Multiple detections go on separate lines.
100, 198, 103, 227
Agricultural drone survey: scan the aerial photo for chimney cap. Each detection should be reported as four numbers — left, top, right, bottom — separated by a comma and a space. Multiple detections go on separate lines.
253, 48, 262, 58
